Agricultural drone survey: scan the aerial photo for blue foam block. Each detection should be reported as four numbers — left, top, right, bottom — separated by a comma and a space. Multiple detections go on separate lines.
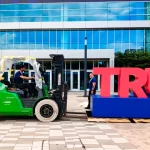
91, 95, 150, 118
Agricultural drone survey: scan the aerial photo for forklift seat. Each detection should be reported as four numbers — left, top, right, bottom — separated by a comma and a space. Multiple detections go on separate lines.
10, 77, 28, 98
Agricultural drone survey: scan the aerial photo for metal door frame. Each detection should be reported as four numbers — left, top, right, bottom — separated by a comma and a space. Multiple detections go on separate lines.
71, 70, 80, 91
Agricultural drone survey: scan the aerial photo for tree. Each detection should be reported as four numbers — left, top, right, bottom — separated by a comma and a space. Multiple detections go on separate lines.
115, 51, 150, 68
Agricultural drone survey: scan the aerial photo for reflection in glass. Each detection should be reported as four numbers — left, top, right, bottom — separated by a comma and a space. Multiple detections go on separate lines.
72, 72, 78, 89
66, 71, 70, 90
71, 61, 79, 70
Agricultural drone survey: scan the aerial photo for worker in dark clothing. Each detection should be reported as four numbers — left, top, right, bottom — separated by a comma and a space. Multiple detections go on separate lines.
85, 72, 97, 109
14, 64, 35, 98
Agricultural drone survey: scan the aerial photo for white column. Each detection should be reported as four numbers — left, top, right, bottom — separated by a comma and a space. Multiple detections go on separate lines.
109, 58, 114, 94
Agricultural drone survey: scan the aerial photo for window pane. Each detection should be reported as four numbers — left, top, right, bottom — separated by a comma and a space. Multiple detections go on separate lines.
43, 3, 62, 9
21, 31, 28, 44
36, 31, 42, 44
57, 31, 63, 49
136, 30, 144, 43
86, 2, 107, 8
123, 30, 129, 43
80, 61, 84, 69
50, 31, 56, 49
86, 30, 92, 49
43, 31, 49, 43
115, 30, 122, 42
130, 30, 136, 43
108, 30, 114, 43
66, 61, 70, 69
100, 30, 107, 43
93, 30, 99, 49
65, 3, 85, 9
79, 30, 85, 49
71, 61, 79, 69
28, 31, 35, 43
7, 31, 14, 44
64, 31, 70, 49
87, 61, 93, 69
71, 31, 78, 49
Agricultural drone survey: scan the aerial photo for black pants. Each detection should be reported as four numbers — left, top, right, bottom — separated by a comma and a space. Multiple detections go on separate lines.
17, 83, 36, 96
88, 90, 96, 107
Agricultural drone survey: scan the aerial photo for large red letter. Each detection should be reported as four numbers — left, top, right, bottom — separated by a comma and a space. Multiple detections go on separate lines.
144, 68, 150, 94
118, 68, 147, 98
93, 68, 120, 97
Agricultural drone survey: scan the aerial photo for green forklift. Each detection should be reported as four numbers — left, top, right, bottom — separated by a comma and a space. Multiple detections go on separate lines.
0, 55, 68, 122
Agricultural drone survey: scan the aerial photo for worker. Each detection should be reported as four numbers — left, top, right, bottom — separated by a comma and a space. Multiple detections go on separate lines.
85, 72, 97, 109
14, 64, 35, 98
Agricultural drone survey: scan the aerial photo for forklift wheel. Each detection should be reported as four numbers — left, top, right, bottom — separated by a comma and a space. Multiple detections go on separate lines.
35, 99, 59, 122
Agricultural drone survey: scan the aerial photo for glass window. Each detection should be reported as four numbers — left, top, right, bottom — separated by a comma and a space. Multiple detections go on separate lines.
64, 3, 85, 9
108, 30, 114, 43
71, 61, 79, 70
86, 9, 107, 15
86, 2, 107, 8
115, 43, 122, 52
94, 61, 98, 67
130, 2, 144, 8
14, 31, 20, 49
87, 61, 93, 69
79, 30, 85, 49
21, 4, 42, 10
42, 17, 61, 22
115, 30, 122, 42
66, 61, 70, 69
43, 3, 62, 9
108, 2, 129, 8
20, 10, 42, 17
130, 9, 145, 15
43, 31, 49, 49
43, 31, 49, 43
93, 30, 99, 49
123, 30, 129, 43
57, 31, 63, 49
80, 61, 84, 69
36, 31, 42, 44
0, 4, 21, 10
64, 31, 71, 49
86, 30, 92, 49
136, 30, 144, 43
0, 31, 6, 49
20, 17, 42, 22
71, 31, 78, 49
130, 30, 136, 43
7, 31, 14, 45
66, 9, 85, 16
43, 10, 61, 17
122, 43, 129, 53
43, 61, 51, 70
100, 30, 107, 44
66, 71, 70, 90
14, 31, 21, 44
28, 31, 35, 43
50, 31, 56, 49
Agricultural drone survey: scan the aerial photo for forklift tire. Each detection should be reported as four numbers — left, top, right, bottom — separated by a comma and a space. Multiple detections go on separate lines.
35, 99, 59, 122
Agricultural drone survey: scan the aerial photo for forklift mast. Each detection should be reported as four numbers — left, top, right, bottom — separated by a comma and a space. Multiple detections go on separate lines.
50, 54, 64, 89
50, 54, 67, 117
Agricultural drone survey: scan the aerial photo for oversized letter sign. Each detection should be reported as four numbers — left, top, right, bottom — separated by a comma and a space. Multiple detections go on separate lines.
93, 68, 120, 97
118, 68, 147, 98
92, 67, 150, 98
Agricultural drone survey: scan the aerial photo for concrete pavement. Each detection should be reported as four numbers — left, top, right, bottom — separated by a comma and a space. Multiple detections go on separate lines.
0, 92, 149, 150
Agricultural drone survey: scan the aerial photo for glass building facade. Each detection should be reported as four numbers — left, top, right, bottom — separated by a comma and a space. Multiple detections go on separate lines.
0, 29, 146, 52
0, 2, 150, 22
